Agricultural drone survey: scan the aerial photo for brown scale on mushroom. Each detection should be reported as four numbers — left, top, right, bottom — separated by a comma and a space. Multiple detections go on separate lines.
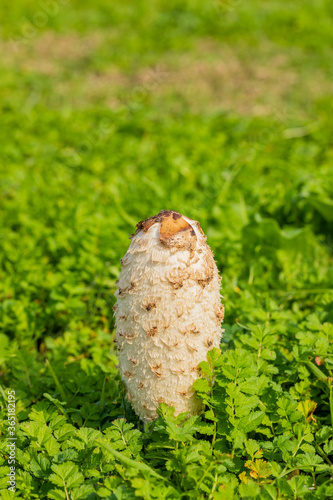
114, 210, 224, 422
118, 314, 128, 320
186, 341, 198, 353
171, 367, 186, 375
167, 277, 184, 290
160, 338, 179, 349
197, 274, 214, 288
146, 326, 158, 337
119, 331, 138, 340
215, 305, 225, 321
142, 297, 158, 311
149, 363, 162, 377
190, 365, 200, 373
179, 323, 200, 336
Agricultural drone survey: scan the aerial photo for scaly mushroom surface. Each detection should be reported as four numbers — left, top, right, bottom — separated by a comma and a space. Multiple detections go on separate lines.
114, 210, 224, 422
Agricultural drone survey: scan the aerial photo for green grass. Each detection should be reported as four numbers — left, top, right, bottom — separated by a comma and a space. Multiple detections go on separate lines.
0, 1, 333, 498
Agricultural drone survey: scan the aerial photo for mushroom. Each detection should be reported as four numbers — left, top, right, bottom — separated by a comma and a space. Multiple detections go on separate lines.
114, 210, 224, 422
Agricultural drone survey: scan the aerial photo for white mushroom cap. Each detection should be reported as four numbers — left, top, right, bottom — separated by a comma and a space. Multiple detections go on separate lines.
114, 210, 224, 422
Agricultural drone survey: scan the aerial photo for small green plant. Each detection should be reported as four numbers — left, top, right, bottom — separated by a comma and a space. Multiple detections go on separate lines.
1, 320, 333, 498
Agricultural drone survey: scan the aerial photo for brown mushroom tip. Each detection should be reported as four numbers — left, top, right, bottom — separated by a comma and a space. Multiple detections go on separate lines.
132, 210, 200, 251
133, 210, 180, 235
160, 213, 196, 249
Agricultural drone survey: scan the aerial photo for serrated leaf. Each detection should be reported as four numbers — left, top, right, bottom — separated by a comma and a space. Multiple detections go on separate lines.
45, 436, 61, 457
54, 424, 76, 441
49, 462, 84, 489
323, 440, 333, 455
296, 452, 328, 472
230, 428, 246, 449
245, 439, 260, 458
30, 454, 51, 479
205, 409, 218, 422
239, 411, 265, 433
47, 489, 66, 500
245, 458, 272, 479
300, 443, 315, 453
193, 378, 211, 393
239, 479, 260, 498
71, 484, 95, 500
297, 400, 317, 423
104, 419, 143, 455
199, 361, 212, 377
316, 426, 333, 444
29, 402, 56, 425
207, 347, 221, 364
54, 449, 78, 464
261, 484, 278, 499
97, 439, 166, 480
239, 376, 269, 395
288, 474, 312, 495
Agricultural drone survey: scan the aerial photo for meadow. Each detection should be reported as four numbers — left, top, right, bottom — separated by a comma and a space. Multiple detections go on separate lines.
0, 0, 333, 498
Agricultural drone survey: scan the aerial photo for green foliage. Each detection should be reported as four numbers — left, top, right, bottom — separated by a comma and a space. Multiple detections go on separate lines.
1, 0, 333, 498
